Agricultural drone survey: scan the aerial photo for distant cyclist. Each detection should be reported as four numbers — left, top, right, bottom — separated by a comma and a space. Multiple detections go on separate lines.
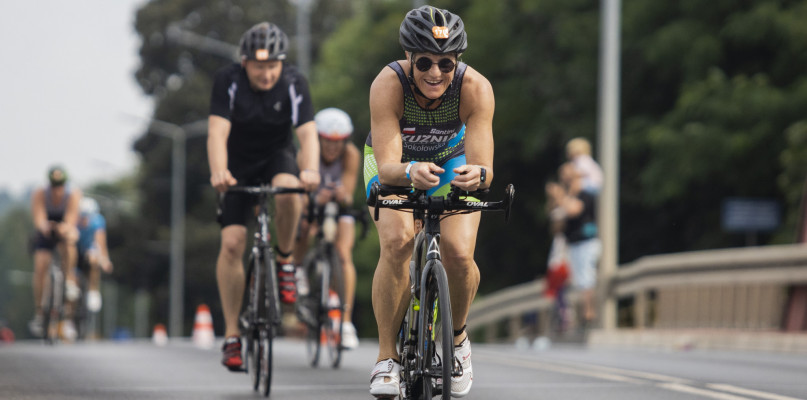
365, 6, 495, 398
76, 197, 113, 315
292, 107, 361, 349
208, 22, 320, 371
29, 165, 82, 338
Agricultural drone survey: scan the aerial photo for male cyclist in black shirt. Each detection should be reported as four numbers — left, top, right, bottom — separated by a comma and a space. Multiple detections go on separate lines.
207, 22, 320, 371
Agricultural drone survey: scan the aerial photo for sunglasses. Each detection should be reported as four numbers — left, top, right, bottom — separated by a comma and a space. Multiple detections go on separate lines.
414, 57, 456, 73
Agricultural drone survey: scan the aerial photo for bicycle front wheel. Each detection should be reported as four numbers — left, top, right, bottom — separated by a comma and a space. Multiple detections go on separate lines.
258, 326, 273, 397
302, 251, 322, 368
420, 260, 453, 400
42, 265, 64, 344
245, 252, 262, 391
324, 246, 344, 368
260, 250, 276, 397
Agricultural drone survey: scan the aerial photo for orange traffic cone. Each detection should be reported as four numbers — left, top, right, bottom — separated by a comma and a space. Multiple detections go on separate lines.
192, 304, 215, 349
152, 323, 168, 346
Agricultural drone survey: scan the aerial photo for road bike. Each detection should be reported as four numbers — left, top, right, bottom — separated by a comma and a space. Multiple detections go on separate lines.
229, 184, 305, 397
367, 182, 515, 400
298, 195, 369, 369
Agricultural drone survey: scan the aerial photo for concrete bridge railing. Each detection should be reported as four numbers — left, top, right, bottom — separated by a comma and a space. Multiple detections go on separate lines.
467, 244, 807, 345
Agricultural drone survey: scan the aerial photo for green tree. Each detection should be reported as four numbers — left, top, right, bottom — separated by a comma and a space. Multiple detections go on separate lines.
125, 0, 807, 337
0, 205, 35, 335
620, 0, 807, 258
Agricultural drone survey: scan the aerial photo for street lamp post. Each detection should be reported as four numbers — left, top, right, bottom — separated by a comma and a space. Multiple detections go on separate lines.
596, 0, 621, 331
291, 0, 315, 77
148, 119, 207, 337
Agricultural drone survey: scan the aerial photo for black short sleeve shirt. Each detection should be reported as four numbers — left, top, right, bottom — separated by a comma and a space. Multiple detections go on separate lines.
209, 63, 314, 175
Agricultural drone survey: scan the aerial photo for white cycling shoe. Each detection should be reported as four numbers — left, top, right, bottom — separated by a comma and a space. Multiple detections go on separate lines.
87, 290, 102, 313
65, 279, 81, 302
341, 322, 359, 350
451, 338, 473, 397
370, 358, 401, 399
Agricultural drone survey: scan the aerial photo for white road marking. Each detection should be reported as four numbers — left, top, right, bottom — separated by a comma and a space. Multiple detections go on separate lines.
478, 352, 799, 400
658, 383, 751, 400
475, 353, 645, 384
707, 384, 806, 400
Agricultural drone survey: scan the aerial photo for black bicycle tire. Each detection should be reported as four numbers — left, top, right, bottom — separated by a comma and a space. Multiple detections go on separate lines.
258, 327, 273, 397
73, 271, 89, 341
420, 260, 453, 400
260, 249, 276, 397
44, 264, 65, 344
303, 250, 322, 368
325, 244, 344, 368
406, 231, 428, 400
246, 252, 261, 391
41, 267, 56, 343
263, 249, 282, 328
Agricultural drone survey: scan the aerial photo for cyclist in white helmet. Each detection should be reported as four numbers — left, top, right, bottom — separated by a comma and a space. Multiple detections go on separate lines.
76, 197, 113, 317
293, 107, 361, 349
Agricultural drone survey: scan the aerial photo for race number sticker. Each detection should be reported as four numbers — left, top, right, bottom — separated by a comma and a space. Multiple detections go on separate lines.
256, 49, 269, 60
432, 26, 449, 39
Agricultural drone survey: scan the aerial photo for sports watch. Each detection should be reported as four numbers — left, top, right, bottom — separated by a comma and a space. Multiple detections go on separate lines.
479, 166, 487, 183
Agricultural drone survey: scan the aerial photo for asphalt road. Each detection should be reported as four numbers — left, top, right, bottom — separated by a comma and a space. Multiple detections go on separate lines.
1, 337, 806, 399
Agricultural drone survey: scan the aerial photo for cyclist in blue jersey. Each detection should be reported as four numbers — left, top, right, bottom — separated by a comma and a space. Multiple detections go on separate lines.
293, 108, 361, 349
76, 197, 113, 314
365, 6, 495, 398
208, 22, 320, 371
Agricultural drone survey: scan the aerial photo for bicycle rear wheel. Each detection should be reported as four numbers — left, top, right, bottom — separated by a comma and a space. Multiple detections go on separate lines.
420, 260, 453, 400
398, 304, 418, 400
401, 231, 426, 400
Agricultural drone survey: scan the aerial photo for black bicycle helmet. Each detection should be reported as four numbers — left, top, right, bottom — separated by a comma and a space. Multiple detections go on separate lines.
399, 6, 467, 55
239, 22, 288, 61
47, 165, 68, 186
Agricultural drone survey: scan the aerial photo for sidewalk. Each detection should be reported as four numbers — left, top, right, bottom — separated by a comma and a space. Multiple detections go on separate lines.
587, 328, 807, 353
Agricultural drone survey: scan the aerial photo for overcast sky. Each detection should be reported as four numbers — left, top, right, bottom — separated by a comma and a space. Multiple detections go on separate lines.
1, 1, 153, 197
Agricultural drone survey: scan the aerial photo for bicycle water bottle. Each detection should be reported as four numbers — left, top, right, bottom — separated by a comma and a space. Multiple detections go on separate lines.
323, 203, 338, 242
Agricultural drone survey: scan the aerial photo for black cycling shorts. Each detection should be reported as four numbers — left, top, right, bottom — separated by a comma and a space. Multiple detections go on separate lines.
77, 250, 92, 274
217, 143, 299, 228
32, 231, 59, 251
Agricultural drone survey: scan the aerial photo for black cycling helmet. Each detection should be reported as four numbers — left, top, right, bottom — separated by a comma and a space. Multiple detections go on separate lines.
399, 6, 467, 55
239, 22, 288, 61
47, 165, 68, 186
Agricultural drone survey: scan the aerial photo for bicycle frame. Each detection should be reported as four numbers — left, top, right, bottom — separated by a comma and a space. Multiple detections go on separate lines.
250, 193, 282, 328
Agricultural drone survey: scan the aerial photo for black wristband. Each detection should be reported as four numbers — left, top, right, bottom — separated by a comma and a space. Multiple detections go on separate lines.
479, 167, 487, 183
